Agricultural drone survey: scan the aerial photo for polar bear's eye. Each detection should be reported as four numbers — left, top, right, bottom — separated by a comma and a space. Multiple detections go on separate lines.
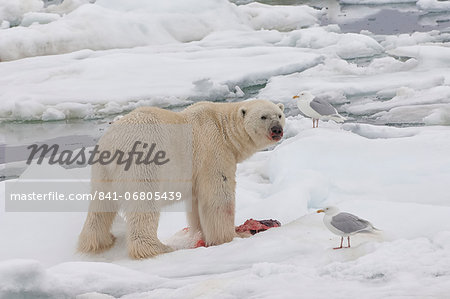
278, 115, 281, 119
261, 116, 267, 120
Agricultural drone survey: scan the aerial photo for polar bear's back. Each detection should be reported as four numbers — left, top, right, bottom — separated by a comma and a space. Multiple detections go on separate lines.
118, 106, 186, 125
91, 106, 193, 211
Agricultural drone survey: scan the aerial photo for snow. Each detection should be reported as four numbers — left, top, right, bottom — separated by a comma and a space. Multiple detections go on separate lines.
417, 0, 450, 12
268, 119, 450, 207
0, 23, 387, 122
236, 2, 321, 31
0, 0, 321, 61
1, 0, 450, 297
277, 25, 384, 59
259, 42, 450, 125
0, 0, 325, 122
20, 12, 60, 27
0, 0, 43, 26
381, 30, 450, 50
2, 119, 450, 298
1, 1, 448, 123
0, 46, 323, 121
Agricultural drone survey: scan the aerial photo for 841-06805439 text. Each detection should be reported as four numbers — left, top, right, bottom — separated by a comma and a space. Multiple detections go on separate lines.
9, 191, 183, 201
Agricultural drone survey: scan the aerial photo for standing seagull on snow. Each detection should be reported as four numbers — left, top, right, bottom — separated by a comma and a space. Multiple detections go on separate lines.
317, 206, 378, 249
293, 91, 346, 128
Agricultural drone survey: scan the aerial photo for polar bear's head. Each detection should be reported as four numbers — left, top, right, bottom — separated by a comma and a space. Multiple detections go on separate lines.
238, 99, 285, 149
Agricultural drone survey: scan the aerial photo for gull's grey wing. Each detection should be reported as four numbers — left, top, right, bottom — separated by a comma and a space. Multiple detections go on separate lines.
331, 212, 372, 234
309, 97, 338, 116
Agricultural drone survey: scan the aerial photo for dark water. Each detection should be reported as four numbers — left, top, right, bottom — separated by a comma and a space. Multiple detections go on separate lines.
331, 8, 450, 34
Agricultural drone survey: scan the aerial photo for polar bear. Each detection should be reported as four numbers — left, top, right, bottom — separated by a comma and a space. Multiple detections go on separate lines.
78, 100, 285, 259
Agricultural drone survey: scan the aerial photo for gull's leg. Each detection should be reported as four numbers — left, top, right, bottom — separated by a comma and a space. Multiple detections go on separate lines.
312, 119, 315, 128
347, 236, 351, 248
334, 237, 344, 250
316, 119, 319, 127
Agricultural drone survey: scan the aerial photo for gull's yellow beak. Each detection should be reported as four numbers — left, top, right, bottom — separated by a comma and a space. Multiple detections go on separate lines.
293, 95, 299, 99
316, 209, 324, 213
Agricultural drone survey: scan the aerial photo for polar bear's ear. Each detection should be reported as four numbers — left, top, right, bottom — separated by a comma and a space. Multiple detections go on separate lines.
277, 103, 284, 112
239, 107, 247, 118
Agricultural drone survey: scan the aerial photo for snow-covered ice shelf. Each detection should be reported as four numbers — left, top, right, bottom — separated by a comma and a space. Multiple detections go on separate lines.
1, 0, 450, 298
1, 121, 450, 298
1, 0, 449, 125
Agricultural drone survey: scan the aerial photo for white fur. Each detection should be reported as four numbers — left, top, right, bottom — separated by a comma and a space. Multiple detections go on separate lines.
78, 100, 285, 259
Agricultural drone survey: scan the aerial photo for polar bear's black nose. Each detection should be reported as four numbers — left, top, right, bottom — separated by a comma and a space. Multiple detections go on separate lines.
271, 125, 283, 135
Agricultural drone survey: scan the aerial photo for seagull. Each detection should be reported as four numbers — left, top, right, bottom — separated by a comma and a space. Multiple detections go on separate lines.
317, 206, 378, 249
293, 91, 346, 128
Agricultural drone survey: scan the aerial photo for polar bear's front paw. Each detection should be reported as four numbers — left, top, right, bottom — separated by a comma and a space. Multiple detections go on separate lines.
128, 237, 174, 259
78, 232, 116, 254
